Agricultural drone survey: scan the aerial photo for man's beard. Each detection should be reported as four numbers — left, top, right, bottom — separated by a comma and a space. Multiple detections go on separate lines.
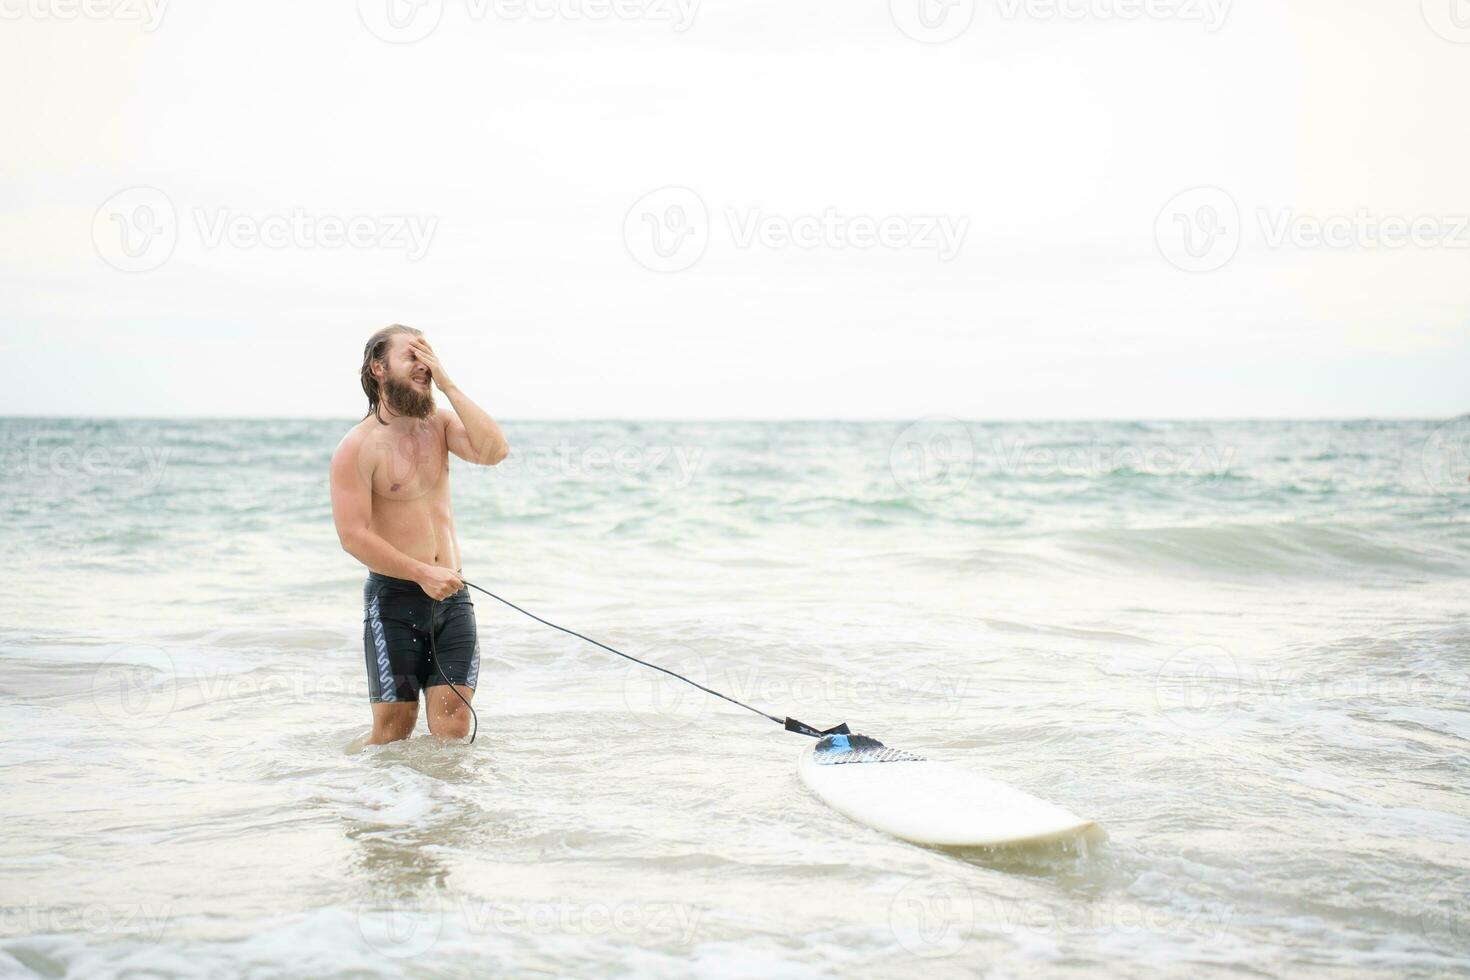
382, 375, 436, 419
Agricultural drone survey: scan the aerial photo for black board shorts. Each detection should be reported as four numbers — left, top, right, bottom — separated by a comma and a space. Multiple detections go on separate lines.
362, 572, 480, 703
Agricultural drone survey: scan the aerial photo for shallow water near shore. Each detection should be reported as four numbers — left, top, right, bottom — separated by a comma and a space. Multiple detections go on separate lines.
2, 418, 1468, 978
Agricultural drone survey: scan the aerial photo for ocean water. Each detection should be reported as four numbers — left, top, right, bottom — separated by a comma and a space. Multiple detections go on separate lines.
1, 417, 1467, 978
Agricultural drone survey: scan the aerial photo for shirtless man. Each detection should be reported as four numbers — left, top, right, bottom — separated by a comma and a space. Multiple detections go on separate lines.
329, 324, 509, 744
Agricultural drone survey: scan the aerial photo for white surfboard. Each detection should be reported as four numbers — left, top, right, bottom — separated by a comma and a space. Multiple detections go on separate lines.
797, 735, 1096, 847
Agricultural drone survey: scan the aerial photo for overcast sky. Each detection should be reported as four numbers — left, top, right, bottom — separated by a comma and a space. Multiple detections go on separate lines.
1, 0, 1466, 419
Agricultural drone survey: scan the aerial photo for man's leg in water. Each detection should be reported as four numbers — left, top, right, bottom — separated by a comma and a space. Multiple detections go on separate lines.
422, 589, 480, 741
363, 575, 429, 744
424, 685, 475, 741
370, 701, 419, 744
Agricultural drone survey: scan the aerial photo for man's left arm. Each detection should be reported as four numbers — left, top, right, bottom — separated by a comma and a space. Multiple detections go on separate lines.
410, 336, 510, 466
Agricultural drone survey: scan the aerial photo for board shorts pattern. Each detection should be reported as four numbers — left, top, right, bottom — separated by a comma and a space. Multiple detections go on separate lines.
362, 572, 480, 703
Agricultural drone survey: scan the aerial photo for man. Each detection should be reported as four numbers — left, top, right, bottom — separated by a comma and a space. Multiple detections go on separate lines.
330, 324, 509, 744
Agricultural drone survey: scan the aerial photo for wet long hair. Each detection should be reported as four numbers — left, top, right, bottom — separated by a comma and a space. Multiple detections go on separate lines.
360, 324, 423, 424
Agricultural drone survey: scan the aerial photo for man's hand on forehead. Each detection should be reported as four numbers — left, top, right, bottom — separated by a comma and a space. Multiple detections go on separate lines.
408, 336, 454, 392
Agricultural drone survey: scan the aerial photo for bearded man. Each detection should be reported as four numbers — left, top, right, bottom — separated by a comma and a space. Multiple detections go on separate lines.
329, 324, 509, 744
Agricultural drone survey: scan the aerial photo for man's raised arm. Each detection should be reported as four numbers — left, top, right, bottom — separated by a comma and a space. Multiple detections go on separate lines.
410, 336, 509, 466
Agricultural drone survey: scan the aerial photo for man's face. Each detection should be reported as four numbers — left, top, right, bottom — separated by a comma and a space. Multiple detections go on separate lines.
379, 332, 434, 418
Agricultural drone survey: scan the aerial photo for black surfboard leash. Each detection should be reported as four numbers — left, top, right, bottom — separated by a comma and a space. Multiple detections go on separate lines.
455, 578, 849, 741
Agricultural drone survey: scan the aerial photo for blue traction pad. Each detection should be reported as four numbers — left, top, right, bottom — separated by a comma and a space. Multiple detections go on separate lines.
813, 733, 925, 765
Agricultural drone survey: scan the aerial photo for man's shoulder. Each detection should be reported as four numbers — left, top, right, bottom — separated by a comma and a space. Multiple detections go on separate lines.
428, 408, 461, 447
331, 417, 377, 464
